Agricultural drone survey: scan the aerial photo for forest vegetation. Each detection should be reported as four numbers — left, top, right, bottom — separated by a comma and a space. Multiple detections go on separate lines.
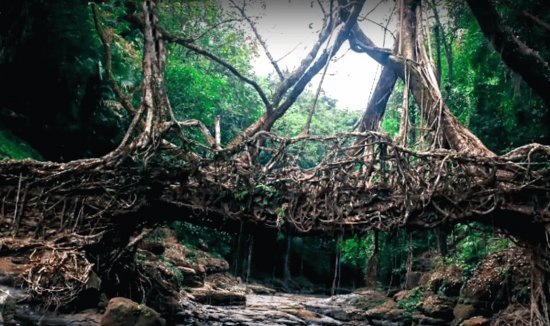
0, 0, 549, 325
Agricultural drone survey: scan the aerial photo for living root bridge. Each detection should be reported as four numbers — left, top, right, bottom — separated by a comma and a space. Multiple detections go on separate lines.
1, 132, 549, 238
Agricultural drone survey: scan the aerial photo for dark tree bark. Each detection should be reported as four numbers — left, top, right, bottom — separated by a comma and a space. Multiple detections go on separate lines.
357, 67, 397, 132
435, 227, 448, 257
283, 235, 292, 283
228, 0, 366, 148
430, 0, 453, 86
365, 230, 380, 289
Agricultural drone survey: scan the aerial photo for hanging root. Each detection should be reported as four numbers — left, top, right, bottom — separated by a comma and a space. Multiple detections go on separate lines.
23, 248, 93, 310
529, 246, 550, 325
0, 238, 94, 311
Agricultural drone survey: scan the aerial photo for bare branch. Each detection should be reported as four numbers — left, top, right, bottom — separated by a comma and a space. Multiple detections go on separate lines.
175, 120, 217, 147
125, 12, 273, 112
349, 0, 494, 156
163, 34, 273, 112
270, 4, 337, 107
522, 11, 550, 33
226, 0, 367, 148
91, 3, 137, 115
190, 18, 243, 42
277, 0, 366, 113
301, 21, 340, 136
229, 0, 285, 80
364, 18, 397, 41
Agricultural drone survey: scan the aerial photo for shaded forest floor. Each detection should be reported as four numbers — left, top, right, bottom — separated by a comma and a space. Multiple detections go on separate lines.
0, 227, 535, 326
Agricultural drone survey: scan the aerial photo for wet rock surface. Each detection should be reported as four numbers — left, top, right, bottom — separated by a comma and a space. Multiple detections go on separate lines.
100, 297, 165, 326
1, 233, 535, 326
176, 293, 363, 325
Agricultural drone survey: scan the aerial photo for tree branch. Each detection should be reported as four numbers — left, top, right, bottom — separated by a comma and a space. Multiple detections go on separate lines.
429, 0, 453, 85
277, 0, 366, 114
91, 3, 137, 115
226, 0, 366, 149
357, 66, 397, 132
125, 12, 273, 112
466, 0, 550, 108
348, 0, 494, 156
164, 34, 273, 112
229, 0, 284, 81
269, 4, 337, 107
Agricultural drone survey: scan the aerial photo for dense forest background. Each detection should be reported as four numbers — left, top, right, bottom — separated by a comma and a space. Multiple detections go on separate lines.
1, 0, 549, 309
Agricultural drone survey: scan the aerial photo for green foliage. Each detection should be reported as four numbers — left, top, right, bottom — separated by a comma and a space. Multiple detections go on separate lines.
159, 256, 185, 285
0, 127, 43, 161
233, 190, 249, 201
340, 234, 374, 269
444, 223, 512, 277
273, 92, 359, 168
443, 3, 548, 153
172, 221, 232, 258
289, 236, 336, 280
274, 93, 358, 137
396, 287, 424, 317
161, 1, 263, 146
0, 1, 134, 160
382, 80, 405, 138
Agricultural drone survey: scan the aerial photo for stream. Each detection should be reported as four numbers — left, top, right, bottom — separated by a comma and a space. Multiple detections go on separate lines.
173, 292, 396, 326
6, 290, 400, 326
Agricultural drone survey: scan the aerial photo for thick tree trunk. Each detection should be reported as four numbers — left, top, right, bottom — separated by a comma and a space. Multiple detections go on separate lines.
348, 17, 493, 155
357, 67, 397, 132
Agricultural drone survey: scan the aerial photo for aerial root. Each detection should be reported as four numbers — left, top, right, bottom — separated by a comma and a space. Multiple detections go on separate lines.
530, 248, 550, 326
23, 248, 93, 310
0, 238, 93, 310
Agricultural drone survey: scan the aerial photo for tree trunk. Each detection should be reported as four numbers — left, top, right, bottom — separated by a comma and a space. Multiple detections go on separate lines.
365, 231, 380, 289
283, 234, 292, 283
466, 0, 550, 109
245, 234, 253, 283
435, 227, 448, 257
357, 67, 398, 132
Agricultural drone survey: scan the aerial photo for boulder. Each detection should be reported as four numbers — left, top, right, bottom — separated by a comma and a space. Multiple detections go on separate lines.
452, 304, 477, 324
461, 316, 490, 326
100, 297, 165, 326
412, 313, 447, 325
177, 266, 204, 287
426, 264, 462, 297
459, 247, 529, 311
246, 282, 276, 295
194, 253, 229, 274
417, 294, 455, 321
392, 290, 410, 302
365, 300, 409, 324
162, 243, 187, 267
15, 306, 101, 326
137, 240, 165, 256
190, 288, 246, 306
405, 271, 423, 289
1, 289, 17, 326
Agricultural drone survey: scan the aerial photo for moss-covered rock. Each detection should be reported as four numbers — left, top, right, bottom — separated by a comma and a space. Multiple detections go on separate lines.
100, 297, 165, 326
459, 247, 529, 310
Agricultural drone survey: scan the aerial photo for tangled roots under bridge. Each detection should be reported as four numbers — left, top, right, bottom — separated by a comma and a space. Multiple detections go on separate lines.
0, 131, 549, 307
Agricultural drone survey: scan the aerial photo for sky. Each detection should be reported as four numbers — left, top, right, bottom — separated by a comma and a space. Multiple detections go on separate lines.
227, 0, 396, 111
